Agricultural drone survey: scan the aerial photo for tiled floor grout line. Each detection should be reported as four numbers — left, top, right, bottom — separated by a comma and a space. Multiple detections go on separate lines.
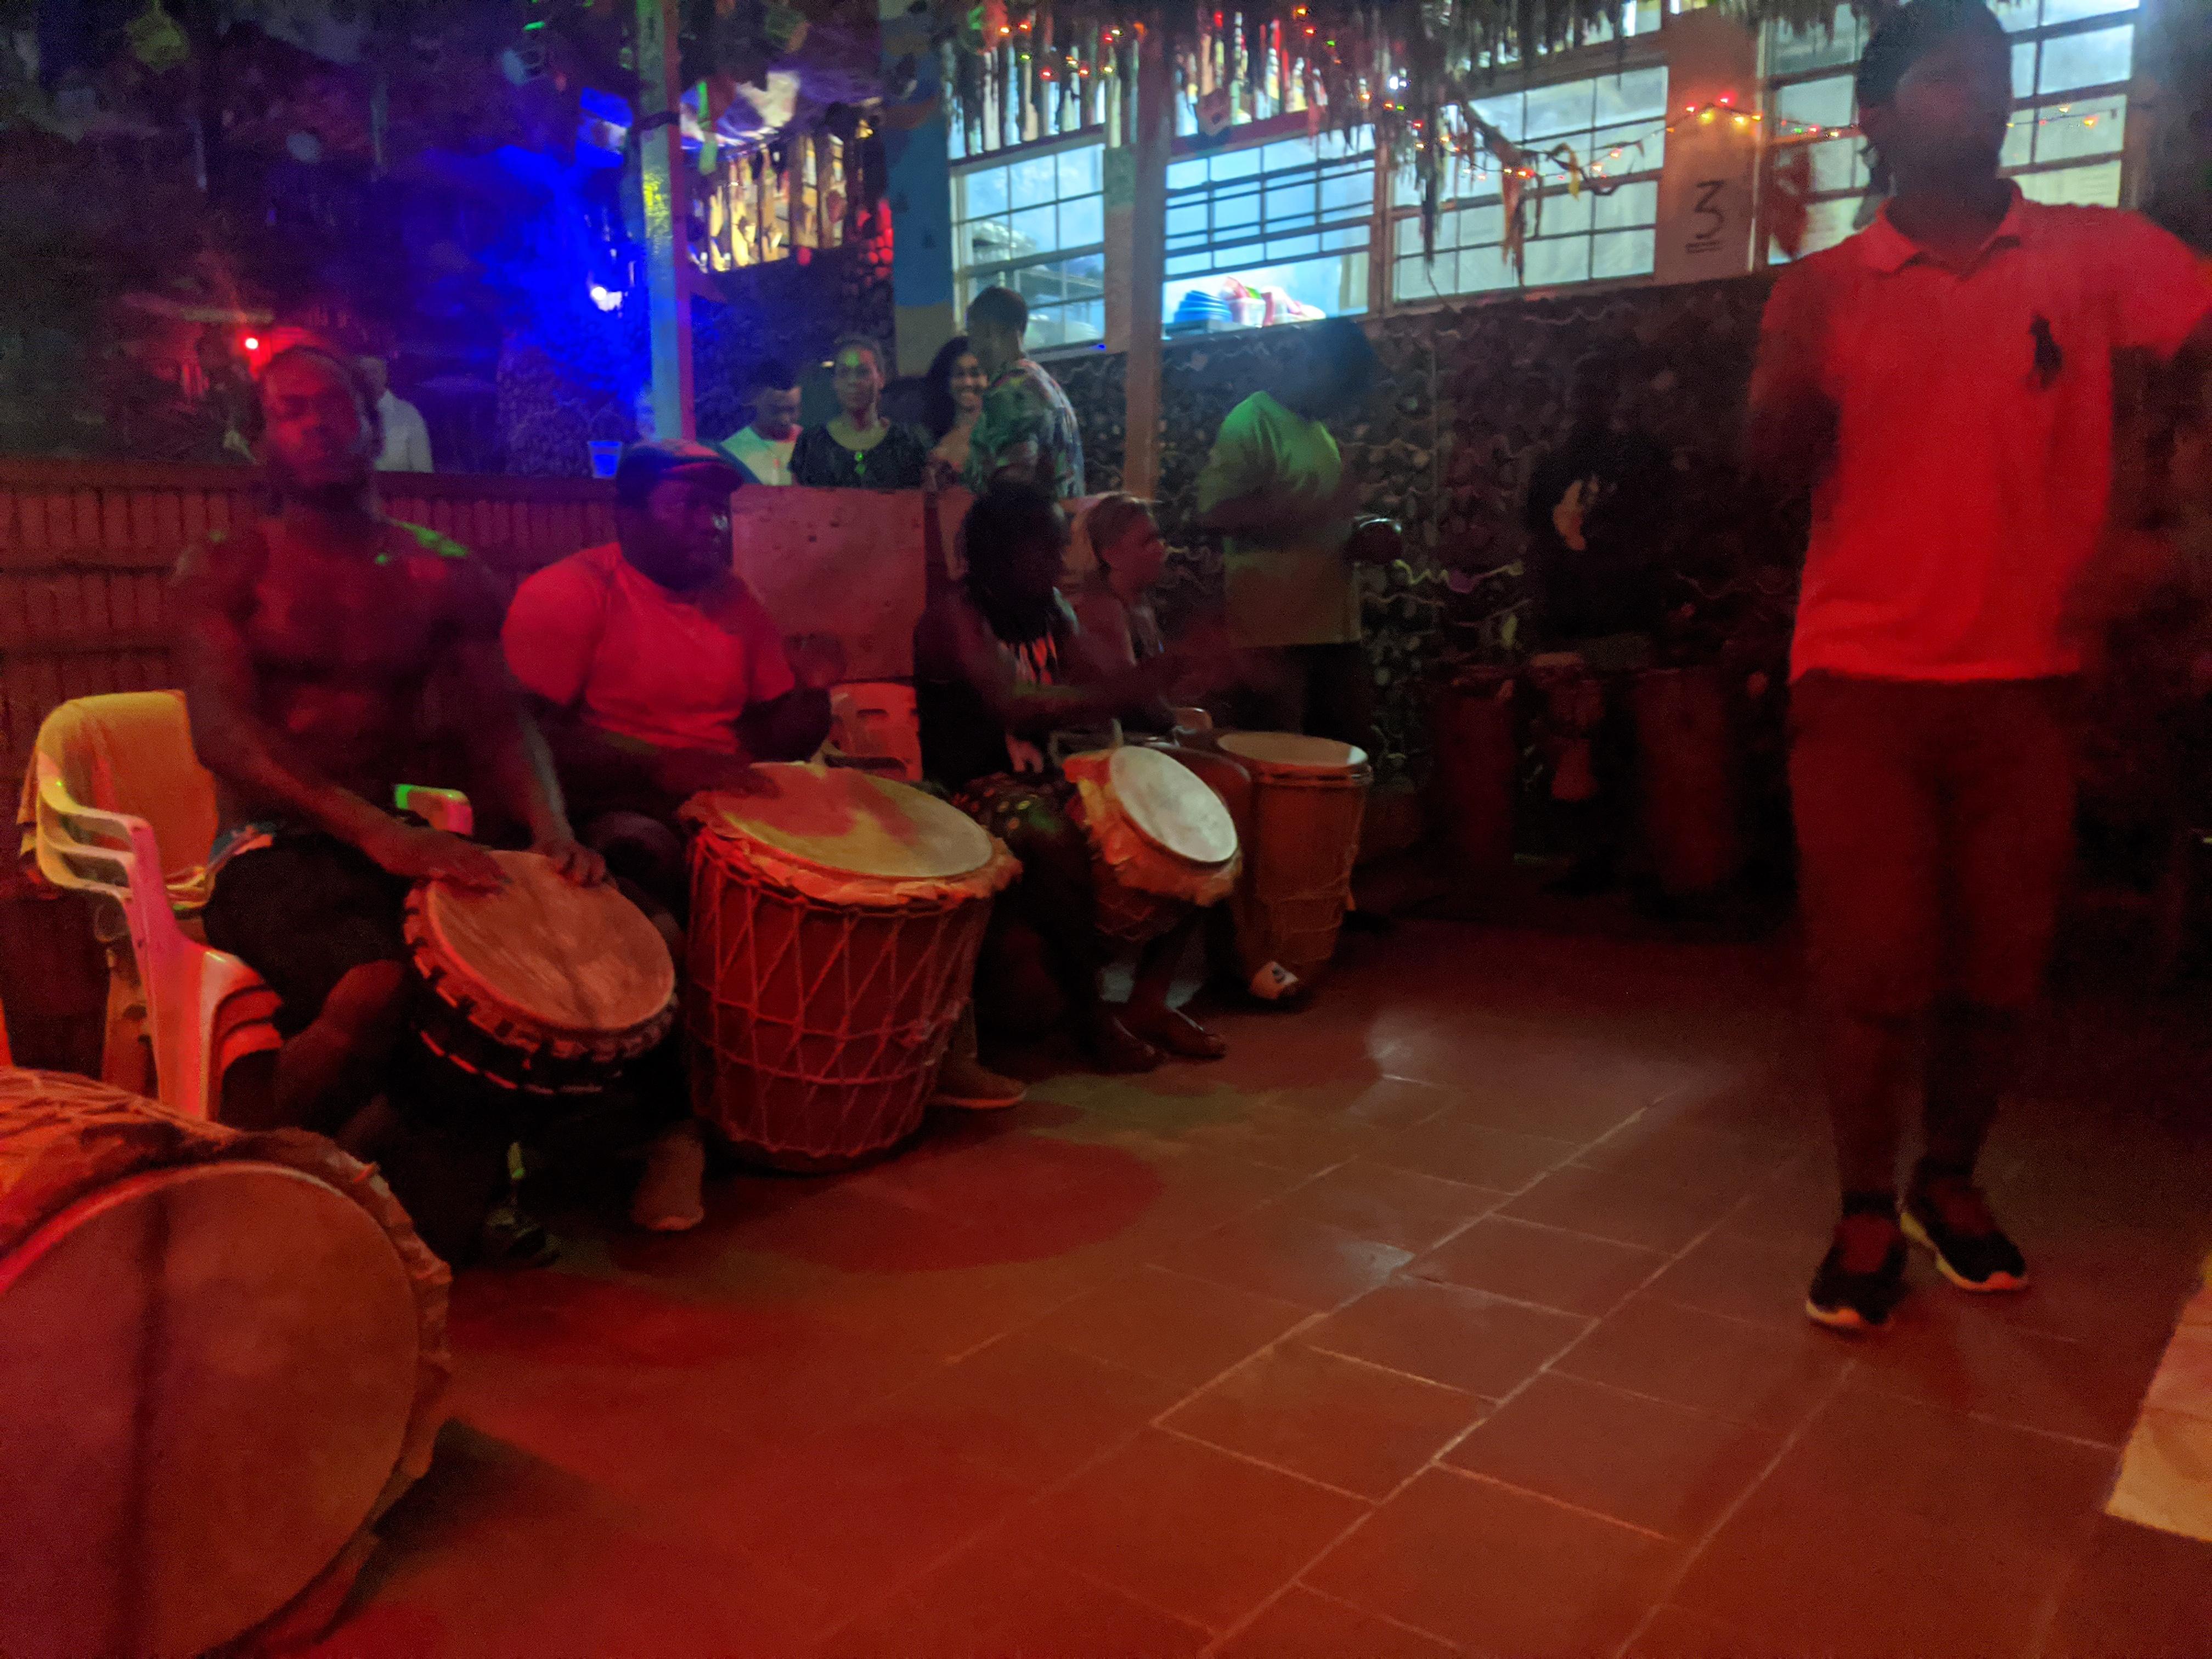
1606, 1357, 1862, 1659
1429, 1462, 1677, 1541
1150, 1420, 1378, 1504
1285, 1581, 1475, 1655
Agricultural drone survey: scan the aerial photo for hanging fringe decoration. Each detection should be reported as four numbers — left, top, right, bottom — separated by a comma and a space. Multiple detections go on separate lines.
940, 0, 1838, 254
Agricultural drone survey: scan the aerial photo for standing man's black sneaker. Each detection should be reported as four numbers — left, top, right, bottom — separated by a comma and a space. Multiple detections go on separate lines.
1903, 1175, 2029, 1293
1806, 1197, 1908, 1333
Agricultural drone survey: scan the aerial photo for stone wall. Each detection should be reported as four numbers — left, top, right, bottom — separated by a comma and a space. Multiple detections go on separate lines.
1052, 275, 1789, 780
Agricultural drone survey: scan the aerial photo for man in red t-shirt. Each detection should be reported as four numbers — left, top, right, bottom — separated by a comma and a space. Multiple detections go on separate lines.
504, 441, 835, 1226
1748, 0, 2211, 1332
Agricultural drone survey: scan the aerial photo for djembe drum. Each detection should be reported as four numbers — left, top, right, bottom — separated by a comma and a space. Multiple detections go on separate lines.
684, 765, 1019, 1170
1216, 731, 1373, 990
404, 850, 678, 1099
0, 1068, 447, 1659
1062, 745, 1241, 944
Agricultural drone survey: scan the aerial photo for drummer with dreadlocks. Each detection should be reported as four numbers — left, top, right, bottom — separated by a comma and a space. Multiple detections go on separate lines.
915, 481, 1231, 1073
1748, 0, 2210, 1334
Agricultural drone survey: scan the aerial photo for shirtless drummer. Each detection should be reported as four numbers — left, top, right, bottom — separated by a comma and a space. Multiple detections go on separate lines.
174, 341, 607, 1256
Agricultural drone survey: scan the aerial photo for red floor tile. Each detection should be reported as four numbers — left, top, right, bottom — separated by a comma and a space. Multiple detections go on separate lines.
1023, 1430, 1368, 1632
1553, 1295, 1850, 1432
1302, 1276, 1590, 1397
1374, 1115, 1581, 1193
2039, 1515, 2212, 1659
1027, 1266, 1312, 1387
1849, 1290, 2165, 1448
1266, 1159, 1501, 1254
1500, 1162, 1742, 1254
1164, 1343, 1486, 1498
1671, 1386, 2114, 1658
813, 1528, 1210, 1659
846, 1335, 1182, 1488
1411, 1215, 1667, 1318
1572, 1120, 1790, 1198
1212, 1587, 1459, 1658
1443, 1373, 1782, 1538
1306, 1468, 1682, 1658
1641, 1227, 1818, 1329
1621, 1604, 1770, 1659
1155, 1209, 1413, 1311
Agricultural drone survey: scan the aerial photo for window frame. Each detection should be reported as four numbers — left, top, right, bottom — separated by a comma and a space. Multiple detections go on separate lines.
949, 126, 1111, 351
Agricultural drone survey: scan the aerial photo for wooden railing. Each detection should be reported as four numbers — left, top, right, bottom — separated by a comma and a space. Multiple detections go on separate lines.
0, 459, 617, 799
0, 458, 617, 1070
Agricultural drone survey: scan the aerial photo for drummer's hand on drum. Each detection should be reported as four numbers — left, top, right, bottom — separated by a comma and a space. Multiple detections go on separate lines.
655, 747, 768, 800
533, 833, 608, 887
364, 821, 506, 892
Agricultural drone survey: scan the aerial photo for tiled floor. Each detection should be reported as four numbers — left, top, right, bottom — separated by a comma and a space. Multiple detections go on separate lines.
313, 921, 2212, 1658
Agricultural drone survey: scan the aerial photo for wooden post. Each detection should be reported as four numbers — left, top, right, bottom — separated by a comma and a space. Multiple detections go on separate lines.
637, 0, 696, 439
1120, 27, 1173, 497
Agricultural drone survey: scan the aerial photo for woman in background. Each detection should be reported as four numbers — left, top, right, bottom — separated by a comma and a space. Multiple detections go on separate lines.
791, 336, 930, 489
923, 335, 990, 492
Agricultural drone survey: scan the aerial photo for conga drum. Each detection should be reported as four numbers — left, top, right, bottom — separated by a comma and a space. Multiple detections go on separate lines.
1630, 665, 1743, 896
1063, 746, 1241, 944
0, 1069, 447, 1659
684, 765, 1019, 1170
404, 849, 678, 1098
1216, 732, 1373, 989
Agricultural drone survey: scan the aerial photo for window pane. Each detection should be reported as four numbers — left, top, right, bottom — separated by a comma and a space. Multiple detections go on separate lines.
1807, 133, 1864, 192
1008, 204, 1054, 255
1268, 233, 1320, 260
959, 166, 1008, 218
1167, 157, 1207, 190
2041, 0, 2135, 22
1593, 179, 1658, 229
1538, 189, 1594, 235
1522, 236, 1588, 285
1459, 246, 1518, 293
1010, 155, 1056, 207
1594, 67, 1668, 123
1472, 94, 1523, 140
2017, 158, 2121, 204
1167, 202, 1208, 238
2038, 24, 2132, 92
1057, 145, 1101, 196
1523, 79, 1597, 139
1395, 253, 1450, 303
2001, 113, 2036, 167
1770, 7, 1861, 72
1591, 228, 1655, 278
1989, 0, 2040, 30
1058, 195, 1103, 247
1260, 136, 1321, 171
1320, 168, 1372, 215
2013, 41, 2036, 97
1209, 146, 1263, 180
1395, 213, 1430, 255
1214, 190, 1261, 233
2031, 93, 2124, 161
1777, 75, 1854, 128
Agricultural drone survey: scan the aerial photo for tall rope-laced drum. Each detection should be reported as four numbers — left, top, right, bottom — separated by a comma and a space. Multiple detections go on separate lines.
1216, 732, 1373, 989
0, 1068, 448, 1659
684, 765, 1019, 1169
404, 849, 677, 1099
1062, 744, 1240, 943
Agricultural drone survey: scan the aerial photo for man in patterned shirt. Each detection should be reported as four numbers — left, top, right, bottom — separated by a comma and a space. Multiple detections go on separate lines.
962, 285, 1087, 500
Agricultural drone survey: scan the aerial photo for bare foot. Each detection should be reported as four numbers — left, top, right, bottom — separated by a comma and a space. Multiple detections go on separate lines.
630, 1120, 707, 1232
1086, 1007, 1164, 1074
1124, 1003, 1227, 1060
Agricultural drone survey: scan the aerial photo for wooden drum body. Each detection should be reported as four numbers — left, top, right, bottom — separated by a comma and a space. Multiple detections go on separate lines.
1217, 732, 1373, 989
1063, 746, 1241, 945
684, 766, 1019, 1170
405, 850, 677, 1099
0, 1069, 448, 1659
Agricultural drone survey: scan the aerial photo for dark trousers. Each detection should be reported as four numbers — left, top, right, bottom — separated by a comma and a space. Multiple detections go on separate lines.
1790, 673, 2078, 1195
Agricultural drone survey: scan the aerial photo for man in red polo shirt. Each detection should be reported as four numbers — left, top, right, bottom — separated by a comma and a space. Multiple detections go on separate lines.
1749, 0, 2210, 1331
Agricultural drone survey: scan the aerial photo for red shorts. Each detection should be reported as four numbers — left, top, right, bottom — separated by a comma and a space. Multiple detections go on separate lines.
1790, 673, 2077, 1017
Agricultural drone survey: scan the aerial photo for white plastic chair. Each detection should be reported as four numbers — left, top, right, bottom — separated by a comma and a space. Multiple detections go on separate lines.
26, 692, 469, 1119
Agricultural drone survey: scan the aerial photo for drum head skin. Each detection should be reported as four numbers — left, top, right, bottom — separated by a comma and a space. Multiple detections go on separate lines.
1107, 746, 1238, 867
0, 1161, 420, 1659
695, 763, 995, 882
415, 850, 676, 1039
1219, 731, 1370, 775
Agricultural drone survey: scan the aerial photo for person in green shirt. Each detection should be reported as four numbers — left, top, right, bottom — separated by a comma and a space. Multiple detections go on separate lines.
1194, 318, 1380, 746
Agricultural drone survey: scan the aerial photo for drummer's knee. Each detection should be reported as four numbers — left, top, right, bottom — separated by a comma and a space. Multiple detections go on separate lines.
320, 960, 413, 1054
585, 811, 687, 905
